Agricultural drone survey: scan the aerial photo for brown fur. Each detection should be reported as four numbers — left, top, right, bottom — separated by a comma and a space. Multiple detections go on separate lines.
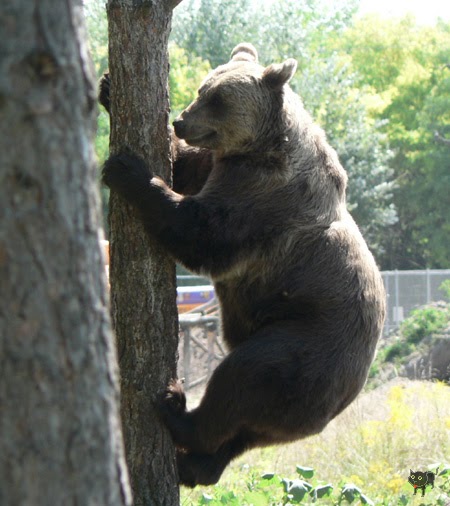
101, 43, 386, 487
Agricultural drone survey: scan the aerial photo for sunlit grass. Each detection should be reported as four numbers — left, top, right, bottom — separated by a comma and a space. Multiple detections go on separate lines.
181, 379, 450, 505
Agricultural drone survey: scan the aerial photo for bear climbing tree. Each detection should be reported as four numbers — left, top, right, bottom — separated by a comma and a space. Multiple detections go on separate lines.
106, 0, 183, 504
103, 43, 386, 488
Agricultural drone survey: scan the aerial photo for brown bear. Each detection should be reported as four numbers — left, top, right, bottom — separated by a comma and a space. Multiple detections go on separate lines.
102, 43, 386, 488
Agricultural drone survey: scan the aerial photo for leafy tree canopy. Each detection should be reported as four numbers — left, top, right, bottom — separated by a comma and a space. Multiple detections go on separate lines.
341, 15, 450, 267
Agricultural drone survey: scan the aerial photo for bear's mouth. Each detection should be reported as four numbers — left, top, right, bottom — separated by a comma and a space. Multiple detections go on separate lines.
185, 130, 217, 145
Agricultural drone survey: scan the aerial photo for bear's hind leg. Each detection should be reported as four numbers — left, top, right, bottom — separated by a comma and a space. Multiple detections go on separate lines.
161, 327, 331, 475
160, 359, 254, 455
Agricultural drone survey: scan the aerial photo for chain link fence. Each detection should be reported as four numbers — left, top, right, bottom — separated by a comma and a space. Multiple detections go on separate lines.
176, 270, 450, 388
381, 270, 450, 336
178, 270, 450, 338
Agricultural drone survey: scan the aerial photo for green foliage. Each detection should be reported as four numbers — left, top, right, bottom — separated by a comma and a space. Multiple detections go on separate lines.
83, 0, 110, 170
400, 305, 449, 344
247, 0, 358, 65
83, 0, 108, 78
368, 301, 449, 387
382, 338, 414, 363
340, 15, 450, 268
439, 280, 450, 301
95, 110, 110, 164
340, 484, 374, 505
171, 0, 358, 68
179, 382, 450, 505
168, 43, 211, 119
297, 465, 315, 479
181, 466, 377, 505
171, 0, 258, 68
294, 57, 396, 255
206, 462, 450, 506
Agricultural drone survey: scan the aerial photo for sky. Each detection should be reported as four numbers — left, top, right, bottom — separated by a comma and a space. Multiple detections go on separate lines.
357, 0, 450, 24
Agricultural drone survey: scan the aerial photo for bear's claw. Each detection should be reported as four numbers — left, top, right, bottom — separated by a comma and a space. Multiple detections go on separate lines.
162, 379, 186, 414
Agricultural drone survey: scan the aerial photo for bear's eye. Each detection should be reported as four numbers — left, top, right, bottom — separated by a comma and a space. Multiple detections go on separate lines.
208, 92, 224, 109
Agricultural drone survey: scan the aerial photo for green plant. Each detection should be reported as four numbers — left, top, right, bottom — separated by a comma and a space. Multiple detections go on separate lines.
383, 339, 414, 362
439, 280, 450, 301
400, 306, 449, 344
182, 463, 450, 505
182, 466, 378, 505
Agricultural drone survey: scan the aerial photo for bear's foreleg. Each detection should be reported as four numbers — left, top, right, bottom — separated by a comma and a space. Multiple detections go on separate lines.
102, 151, 236, 273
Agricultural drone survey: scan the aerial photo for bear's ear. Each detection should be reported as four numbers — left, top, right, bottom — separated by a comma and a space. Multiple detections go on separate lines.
262, 59, 298, 90
230, 43, 258, 63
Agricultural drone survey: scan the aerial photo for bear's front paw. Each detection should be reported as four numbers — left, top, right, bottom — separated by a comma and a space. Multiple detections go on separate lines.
159, 379, 186, 415
102, 152, 152, 203
98, 71, 110, 112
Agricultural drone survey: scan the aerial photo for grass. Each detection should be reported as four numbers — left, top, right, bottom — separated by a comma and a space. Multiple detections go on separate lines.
180, 379, 450, 505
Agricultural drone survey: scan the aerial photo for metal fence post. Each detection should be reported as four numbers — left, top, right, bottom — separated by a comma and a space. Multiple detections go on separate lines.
394, 269, 400, 326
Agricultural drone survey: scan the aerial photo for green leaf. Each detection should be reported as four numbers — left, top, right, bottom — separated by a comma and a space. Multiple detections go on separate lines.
437, 465, 450, 476
219, 491, 239, 505
313, 484, 334, 499
200, 493, 214, 504
296, 466, 315, 479
243, 491, 269, 506
360, 493, 374, 506
340, 483, 362, 503
398, 494, 410, 505
260, 472, 276, 481
288, 485, 307, 503
283, 479, 313, 503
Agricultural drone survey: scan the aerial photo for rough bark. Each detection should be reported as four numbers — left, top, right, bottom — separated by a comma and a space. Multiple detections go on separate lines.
107, 1, 180, 504
0, 1, 131, 505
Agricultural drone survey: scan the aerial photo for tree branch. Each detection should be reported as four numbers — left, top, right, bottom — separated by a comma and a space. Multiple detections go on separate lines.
166, 0, 184, 9
434, 131, 450, 147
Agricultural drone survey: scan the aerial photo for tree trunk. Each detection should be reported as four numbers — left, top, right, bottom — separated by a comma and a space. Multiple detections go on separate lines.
0, 1, 131, 505
107, 1, 181, 504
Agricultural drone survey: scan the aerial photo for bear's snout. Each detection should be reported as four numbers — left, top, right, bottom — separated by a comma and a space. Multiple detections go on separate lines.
173, 119, 187, 139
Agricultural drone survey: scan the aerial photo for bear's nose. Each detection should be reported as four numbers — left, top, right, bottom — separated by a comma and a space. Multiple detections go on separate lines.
173, 119, 186, 138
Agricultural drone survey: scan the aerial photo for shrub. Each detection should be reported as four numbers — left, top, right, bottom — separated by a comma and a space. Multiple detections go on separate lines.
400, 306, 449, 345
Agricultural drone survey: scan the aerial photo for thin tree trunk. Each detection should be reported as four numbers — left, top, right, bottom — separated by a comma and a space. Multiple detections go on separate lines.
0, 1, 131, 505
107, 1, 180, 504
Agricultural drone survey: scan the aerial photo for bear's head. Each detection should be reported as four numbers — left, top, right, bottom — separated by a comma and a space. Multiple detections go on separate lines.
173, 43, 298, 154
